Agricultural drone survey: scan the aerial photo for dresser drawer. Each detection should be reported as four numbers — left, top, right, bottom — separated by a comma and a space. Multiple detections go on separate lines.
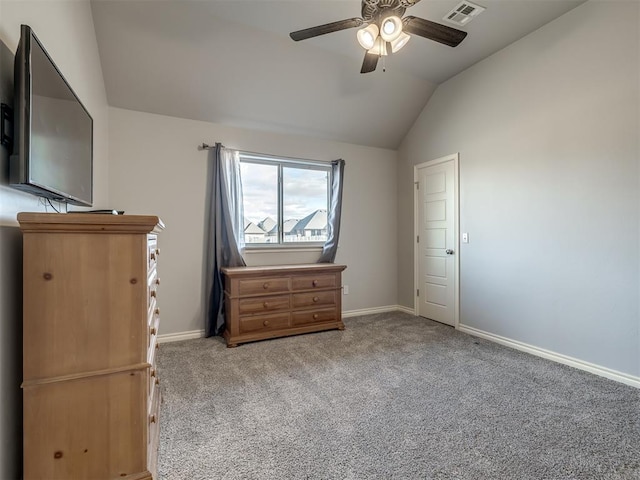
148, 303, 159, 328
148, 236, 159, 271
148, 336, 159, 365
148, 311, 159, 350
292, 290, 336, 309
292, 274, 336, 291
292, 308, 338, 326
149, 364, 160, 412
239, 294, 290, 315
238, 277, 290, 296
149, 377, 160, 439
148, 283, 159, 308
240, 312, 290, 334
148, 379, 161, 478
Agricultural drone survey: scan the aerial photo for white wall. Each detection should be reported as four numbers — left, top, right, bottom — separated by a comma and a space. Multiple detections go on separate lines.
108, 107, 398, 336
398, 1, 639, 377
0, 1, 109, 477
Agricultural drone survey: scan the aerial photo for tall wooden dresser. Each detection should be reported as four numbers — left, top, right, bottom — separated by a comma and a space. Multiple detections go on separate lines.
18, 213, 164, 480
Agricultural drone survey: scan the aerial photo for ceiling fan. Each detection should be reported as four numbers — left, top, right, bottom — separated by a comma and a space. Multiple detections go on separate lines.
289, 0, 468, 74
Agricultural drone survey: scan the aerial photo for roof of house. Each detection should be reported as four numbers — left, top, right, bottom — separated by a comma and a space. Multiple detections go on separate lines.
244, 219, 266, 235
283, 219, 299, 234
258, 217, 276, 232
293, 210, 327, 231
267, 218, 299, 235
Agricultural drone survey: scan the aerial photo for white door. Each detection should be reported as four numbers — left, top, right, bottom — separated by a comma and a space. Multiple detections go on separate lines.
415, 156, 458, 327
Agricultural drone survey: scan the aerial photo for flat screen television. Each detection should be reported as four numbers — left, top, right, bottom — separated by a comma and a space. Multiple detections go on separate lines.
10, 24, 93, 207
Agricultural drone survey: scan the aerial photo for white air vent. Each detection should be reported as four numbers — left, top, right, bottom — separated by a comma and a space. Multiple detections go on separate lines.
443, 1, 485, 27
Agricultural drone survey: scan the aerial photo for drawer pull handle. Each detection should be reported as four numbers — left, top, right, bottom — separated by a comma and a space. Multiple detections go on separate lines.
313, 296, 319, 302
263, 283, 269, 289
263, 320, 270, 327
150, 252, 156, 260
313, 314, 319, 320
263, 302, 269, 308
155, 378, 160, 385
151, 369, 156, 377
150, 415, 156, 424
155, 278, 161, 285
150, 327, 157, 335
155, 308, 160, 315
150, 290, 157, 298
156, 248, 160, 256
312, 280, 318, 287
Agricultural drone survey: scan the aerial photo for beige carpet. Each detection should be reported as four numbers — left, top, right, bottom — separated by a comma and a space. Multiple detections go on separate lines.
156, 312, 640, 479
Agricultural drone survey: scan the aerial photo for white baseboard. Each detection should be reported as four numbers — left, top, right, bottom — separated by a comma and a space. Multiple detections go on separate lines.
157, 329, 205, 344
458, 324, 640, 389
159, 306, 416, 343
343, 305, 414, 318
395, 305, 416, 315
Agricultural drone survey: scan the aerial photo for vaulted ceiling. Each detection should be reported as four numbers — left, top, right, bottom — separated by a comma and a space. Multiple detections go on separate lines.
90, 0, 585, 149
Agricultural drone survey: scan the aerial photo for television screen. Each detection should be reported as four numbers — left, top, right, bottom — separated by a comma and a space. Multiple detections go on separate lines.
10, 25, 93, 206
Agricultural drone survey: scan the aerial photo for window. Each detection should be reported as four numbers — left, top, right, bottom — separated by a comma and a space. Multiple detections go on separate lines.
239, 153, 331, 246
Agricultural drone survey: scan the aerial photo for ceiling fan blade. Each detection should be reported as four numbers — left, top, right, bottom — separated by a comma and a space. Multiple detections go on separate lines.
290, 18, 364, 42
402, 16, 467, 47
360, 52, 379, 74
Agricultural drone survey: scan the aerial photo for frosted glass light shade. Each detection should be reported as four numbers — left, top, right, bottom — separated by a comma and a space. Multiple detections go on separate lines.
390, 32, 410, 53
380, 15, 402, 42
367, 36, 388, 56
357, 24, 379, 50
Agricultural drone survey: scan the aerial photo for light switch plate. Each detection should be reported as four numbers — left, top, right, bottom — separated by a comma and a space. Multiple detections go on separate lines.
462, 233, 469, 243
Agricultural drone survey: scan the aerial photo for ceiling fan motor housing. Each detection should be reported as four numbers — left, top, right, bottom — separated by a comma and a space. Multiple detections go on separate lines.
362, 0, 407, 22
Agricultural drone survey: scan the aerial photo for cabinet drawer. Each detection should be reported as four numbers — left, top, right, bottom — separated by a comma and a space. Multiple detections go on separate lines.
238, 277, 290, 296
292, 308, 338, 326
148, 273, 161, 290
149, 377, 160, 435
292, 290, 336, 309
240, 313, 290, 334
148, 282, 159, 306
292, 274, 336, 291
149, 364, 159, 412
148, 302, 159, 327
148, 236, 159, 270
239, 294, 290, 315
148, 379, 161, 478
148, 312, 159, 350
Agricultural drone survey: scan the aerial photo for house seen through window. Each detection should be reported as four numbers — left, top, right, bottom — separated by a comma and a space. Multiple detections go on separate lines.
239, 154, 330, 245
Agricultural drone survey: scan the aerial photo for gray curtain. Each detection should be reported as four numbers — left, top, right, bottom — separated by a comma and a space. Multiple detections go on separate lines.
318, 159, 345, 263
205, 143, 246, 337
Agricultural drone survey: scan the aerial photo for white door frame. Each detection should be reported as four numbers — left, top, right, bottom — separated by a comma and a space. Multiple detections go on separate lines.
413, 153, 460, 328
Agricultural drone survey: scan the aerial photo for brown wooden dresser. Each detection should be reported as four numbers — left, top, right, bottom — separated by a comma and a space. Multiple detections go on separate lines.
18, 213, 164, 480
222, 263, 347, 347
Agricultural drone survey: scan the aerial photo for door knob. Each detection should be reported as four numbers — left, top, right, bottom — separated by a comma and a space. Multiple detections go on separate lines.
446, 249, 455, 255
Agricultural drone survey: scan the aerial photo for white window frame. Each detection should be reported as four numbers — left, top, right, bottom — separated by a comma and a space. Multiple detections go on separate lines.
239, 152, 332, 249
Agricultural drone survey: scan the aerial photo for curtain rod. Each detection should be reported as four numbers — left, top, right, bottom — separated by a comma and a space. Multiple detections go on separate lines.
199, 143, 217, 150
198, 142, 334, 166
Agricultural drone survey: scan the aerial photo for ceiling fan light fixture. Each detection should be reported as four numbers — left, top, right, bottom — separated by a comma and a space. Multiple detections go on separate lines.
357, 24, 379, 50
379, 15, 403, 42
390, 31, 411, 53
368, 36, 388, 56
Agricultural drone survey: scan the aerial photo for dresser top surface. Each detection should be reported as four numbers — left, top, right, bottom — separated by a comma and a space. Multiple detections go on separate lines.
222, 263, 346, 277
18, 212, 164, 234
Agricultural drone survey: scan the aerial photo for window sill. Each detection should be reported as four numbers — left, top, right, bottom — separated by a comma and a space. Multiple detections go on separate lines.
243, 245, 323, 254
